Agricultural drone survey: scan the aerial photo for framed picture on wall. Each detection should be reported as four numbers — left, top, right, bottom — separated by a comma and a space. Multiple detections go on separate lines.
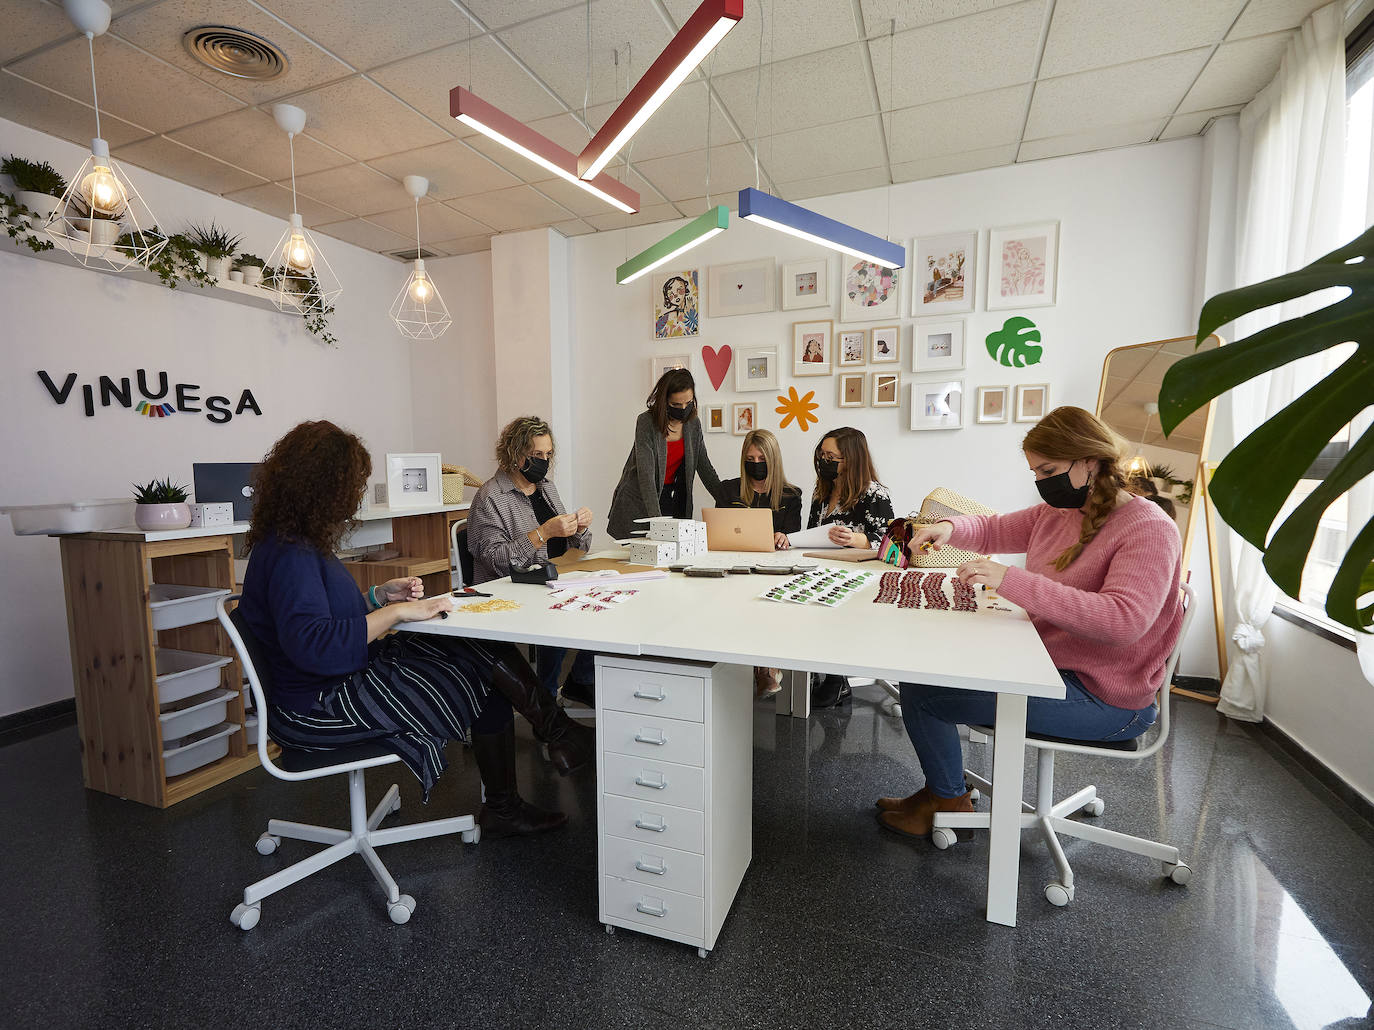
836, 329, 867, 367
871, 372, 900, 408
909, 378, 965, 431
912, 231, 976, 316
1015, 383, 1049, 422
837, 372, 866, 408
734, 346, 779, 392
707, 258, 775, 317
869, 325, 899, 364
781, 257, 830, 310
792, 319, 833, 376
649, 353, 691, 391
987, 222, 1058, 310
913, 320, 966, 373
386, 452, 442, 508
705, 403, 727, 433
977, 385, 1009, 424
652, 268, 700, 338
840, 258, 902, 322
732, 401, 758, 436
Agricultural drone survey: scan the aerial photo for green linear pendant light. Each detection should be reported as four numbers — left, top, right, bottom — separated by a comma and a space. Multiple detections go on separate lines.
616, 206, 729, 285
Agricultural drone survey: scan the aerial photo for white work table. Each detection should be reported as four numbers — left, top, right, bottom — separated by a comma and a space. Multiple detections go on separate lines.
403, 551, 1064, 929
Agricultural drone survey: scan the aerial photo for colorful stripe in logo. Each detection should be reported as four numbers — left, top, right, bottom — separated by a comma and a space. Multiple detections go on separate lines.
135, 402, 176, 418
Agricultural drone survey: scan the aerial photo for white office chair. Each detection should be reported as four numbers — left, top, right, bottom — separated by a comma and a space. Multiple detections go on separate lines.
931, 583, 1197, 907
217, 596, 479, 931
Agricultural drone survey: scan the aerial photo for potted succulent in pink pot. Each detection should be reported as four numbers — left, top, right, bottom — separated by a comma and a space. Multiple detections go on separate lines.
133, 478, 192, 531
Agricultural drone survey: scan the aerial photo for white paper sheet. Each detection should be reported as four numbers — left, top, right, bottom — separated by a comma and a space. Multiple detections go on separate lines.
785, 525, 844, 549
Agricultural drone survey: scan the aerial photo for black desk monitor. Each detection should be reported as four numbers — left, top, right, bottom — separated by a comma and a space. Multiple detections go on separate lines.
192, 462, 258, 522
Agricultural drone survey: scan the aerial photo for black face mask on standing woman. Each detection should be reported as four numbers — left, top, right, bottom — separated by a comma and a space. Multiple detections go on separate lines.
1036, 460, 1091, 509
667, 401, 694, 423
744, 460, 768, 482
520, 455, 549, 484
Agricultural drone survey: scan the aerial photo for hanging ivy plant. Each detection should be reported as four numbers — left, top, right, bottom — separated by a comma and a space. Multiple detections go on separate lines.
264, 265, 338, 347
1, 191, 57, 254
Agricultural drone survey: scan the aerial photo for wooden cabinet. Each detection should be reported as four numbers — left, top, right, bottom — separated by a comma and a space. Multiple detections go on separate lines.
342, 506, 468, 598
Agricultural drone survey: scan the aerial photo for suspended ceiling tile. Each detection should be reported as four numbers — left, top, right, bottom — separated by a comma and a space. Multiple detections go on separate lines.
291, 163, 405, 216
1179, 31, 1292, 112
663, 0, 861, 77
1025, 48, 1210, 139
111, 0, 353, 107
596, 81, 722, 162
869, 0, 1045, 111
1228, 0, 1329, 40
461, 109, 599, 183
890, 142, 1019, 182
222, 181, 351, 225
1039, 0, 1244, 78
289, 76, 451, 160
1018, 118, 1166, 162
464, 1, 575, 33
8, 34, 243, 134
313, 216, 414, 254
1161, 104, 1243, 140
0, 0, 75, 64
552, 217, 597, 236
858, 0, 1029, 32
0, 69, 149, 149
368, 200, 491, 239
499, 0, 672, 111
530, 175, 640, 218
113, 135, 267, 195
254, 0, 477, 70
755, 118, 887, 184
583, 201, 684, 232
713, 43, 874, 141
428, 233, 492, 255
370, 36, 566, 134
450, 183, 575, 231
167, 107, 351, 180
629, 141, 760, 202
887, 85, 1030, 164
366, 139, 523, 199
777, 166, 891, 202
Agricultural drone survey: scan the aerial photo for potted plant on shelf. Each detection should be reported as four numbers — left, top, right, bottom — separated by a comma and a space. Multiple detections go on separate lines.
1, 155, 67, 224
234, 252, 265, 287
133, 478, 192, 531
186, 221, 243, 282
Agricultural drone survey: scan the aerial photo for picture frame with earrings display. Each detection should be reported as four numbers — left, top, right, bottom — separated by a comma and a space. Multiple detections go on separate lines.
781, 257, 830, 310
909, 378, 964, 431
735, 346, 779, 392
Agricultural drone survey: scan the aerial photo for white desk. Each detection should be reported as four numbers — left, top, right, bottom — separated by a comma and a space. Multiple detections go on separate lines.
403, 553, 1064, 928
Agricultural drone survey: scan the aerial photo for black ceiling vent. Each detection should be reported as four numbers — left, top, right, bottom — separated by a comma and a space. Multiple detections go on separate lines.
183, 26, 289, 81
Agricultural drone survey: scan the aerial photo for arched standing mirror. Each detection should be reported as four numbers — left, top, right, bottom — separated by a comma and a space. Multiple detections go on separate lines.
1097, 334, 1225, 679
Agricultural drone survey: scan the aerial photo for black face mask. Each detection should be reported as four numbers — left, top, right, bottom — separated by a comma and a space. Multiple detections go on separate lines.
520, 456, 549, 484
1036, 461, 1090, 509
817, 458, 840, 482
667, 401, 694, 423
745, 460, 768, 482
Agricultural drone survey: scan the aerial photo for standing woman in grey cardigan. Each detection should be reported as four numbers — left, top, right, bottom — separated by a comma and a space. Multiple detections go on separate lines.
607, 368, 724, 539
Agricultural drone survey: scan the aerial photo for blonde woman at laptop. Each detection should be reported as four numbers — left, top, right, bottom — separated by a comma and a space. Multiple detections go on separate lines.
719, 429, 802, 698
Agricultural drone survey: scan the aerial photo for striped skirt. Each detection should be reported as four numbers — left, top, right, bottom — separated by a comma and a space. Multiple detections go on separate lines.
268, 633, 500, 799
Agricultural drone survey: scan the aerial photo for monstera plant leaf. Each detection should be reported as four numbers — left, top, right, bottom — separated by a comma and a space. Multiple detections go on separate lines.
985, 316, 1043, 367
1158, 224, 1374, 632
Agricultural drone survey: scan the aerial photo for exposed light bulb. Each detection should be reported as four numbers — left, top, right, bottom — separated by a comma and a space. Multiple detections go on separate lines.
80, 163, 125, 216
410, 275, 431, 302
285, 231, 312, 271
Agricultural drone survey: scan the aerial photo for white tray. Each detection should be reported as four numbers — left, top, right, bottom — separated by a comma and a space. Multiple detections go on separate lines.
159, 688, 235, 740
157, 649, 232, 707
148, 584, 232, 631
1, 498, 134, 535
162, 721, 238, 777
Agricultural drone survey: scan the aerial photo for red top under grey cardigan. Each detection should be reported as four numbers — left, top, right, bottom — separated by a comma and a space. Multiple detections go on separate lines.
948, 495, 1183, 711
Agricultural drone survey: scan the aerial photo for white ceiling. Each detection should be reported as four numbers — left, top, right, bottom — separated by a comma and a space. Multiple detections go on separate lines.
0, 0, 1327, 258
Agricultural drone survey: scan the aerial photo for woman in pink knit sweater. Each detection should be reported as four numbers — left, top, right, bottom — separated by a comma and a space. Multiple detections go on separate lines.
877, 406, 1184, 838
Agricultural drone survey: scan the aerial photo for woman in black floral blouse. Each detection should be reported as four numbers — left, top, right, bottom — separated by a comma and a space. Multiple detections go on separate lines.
807, 427, 894, 707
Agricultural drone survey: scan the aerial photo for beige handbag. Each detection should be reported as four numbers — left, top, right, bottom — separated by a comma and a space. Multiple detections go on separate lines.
906, 487, 997, 568
441, 464, 484, 504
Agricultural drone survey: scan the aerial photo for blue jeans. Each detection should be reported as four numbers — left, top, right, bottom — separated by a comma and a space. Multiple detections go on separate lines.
534, 647, 596, 699
898, 672, 1158, 798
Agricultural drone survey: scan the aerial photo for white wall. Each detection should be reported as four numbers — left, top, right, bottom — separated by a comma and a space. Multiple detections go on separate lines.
0, 116, 418, 717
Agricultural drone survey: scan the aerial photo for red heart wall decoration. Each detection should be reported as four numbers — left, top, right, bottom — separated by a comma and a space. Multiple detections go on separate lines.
701, 345, 732, 391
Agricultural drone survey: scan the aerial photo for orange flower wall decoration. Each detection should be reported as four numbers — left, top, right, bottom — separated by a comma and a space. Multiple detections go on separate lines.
776, 386, 819, 431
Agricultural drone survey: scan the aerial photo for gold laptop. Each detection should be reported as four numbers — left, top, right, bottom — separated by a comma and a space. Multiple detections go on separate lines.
702, 507, 775, 553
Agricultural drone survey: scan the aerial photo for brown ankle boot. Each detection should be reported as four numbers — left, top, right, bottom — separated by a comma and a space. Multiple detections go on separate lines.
875, 786, 932, 813
877, 790, 974, 838
754, 666, 781, 699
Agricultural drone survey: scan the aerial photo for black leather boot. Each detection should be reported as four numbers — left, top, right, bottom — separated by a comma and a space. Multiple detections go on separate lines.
491, 654, 595, 776
472, 726, 567, 838
810, 673, 852, 709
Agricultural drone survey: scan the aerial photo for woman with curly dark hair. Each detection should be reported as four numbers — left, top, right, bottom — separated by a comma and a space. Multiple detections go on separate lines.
238, 420, 593, 838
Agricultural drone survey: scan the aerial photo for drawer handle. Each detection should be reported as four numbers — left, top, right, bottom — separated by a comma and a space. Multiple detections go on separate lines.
633, 686, 667, 701
634, 730, 667, 746
635, 899, 668, 918
635, 858, 668, 875
634, 772, 668, 790
634, 816, 667, 833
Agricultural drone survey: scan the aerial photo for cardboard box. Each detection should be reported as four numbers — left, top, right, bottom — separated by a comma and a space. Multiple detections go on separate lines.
646, 517, 691, 543
188, 502, 234, 527
629, 540, 678, 567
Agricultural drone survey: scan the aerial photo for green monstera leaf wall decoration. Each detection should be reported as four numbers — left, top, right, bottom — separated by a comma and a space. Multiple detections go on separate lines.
1158, 224, 1374, 633
985, 316, 1044, 367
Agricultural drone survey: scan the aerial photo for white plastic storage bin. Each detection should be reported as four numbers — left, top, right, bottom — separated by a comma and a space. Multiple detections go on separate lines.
148, 584, 232, 631
162, 722, 238, 777
159, 688, 235, 740
0, 498, 134, 535
156, 649, 232, 706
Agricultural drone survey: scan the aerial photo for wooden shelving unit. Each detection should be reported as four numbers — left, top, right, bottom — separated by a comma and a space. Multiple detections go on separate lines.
343, 506, 469, 597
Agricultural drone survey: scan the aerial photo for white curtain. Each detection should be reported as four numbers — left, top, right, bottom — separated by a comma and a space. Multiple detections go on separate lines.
1218, 2, 1347, 721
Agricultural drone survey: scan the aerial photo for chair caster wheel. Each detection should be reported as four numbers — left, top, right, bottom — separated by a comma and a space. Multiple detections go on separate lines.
255, 833, 280, 855
605, 924, 616, 935
388, 894, 416, 924
931, 826, 957, 850
698, 948, 708, 959
1163, 861, 1192, 886
230, 902, 260, 930
1084, 798, 1105, 817
968, 789, 982, 805
391, 797, 402, 815
1045, 882, 1074, 907
890, 704, 902, 718
461, 826, 481, 844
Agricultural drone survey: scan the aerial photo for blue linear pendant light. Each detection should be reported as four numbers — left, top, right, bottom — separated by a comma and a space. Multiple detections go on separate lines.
737, 187, 905, 268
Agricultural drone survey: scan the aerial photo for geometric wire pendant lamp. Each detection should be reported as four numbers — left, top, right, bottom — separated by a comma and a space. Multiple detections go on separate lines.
47, 0, 167, 272
389, 175, 452, 339
264, 104, 343, 315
